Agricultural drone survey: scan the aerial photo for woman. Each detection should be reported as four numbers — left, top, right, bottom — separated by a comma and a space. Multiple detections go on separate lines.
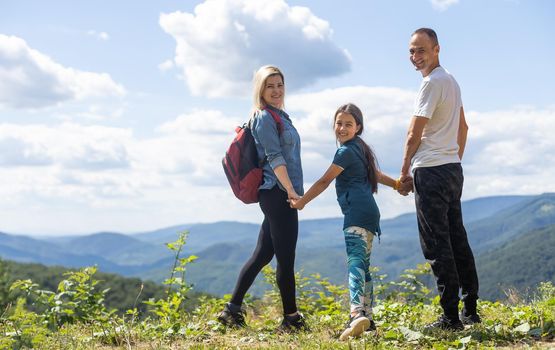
218, 65, 306, 332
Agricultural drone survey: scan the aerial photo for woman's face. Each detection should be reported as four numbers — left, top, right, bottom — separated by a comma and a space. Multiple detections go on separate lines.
262, 74, 284, 109
334, 112, 360, 144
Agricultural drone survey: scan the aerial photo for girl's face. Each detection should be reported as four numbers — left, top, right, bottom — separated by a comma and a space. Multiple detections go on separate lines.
262, 74, 284, 109
334, 112, 360, 144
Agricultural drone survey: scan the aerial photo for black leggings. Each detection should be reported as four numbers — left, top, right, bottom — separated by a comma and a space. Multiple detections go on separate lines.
230, 186, 299, 314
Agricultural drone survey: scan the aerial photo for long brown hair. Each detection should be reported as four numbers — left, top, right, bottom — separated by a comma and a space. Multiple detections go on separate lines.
334, 103, 379, 193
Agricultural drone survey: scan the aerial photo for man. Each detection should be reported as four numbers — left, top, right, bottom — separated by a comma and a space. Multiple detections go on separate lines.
400, 28, 480, 331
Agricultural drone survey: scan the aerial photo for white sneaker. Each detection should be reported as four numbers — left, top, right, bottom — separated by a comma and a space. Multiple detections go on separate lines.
339, 313, 370, 341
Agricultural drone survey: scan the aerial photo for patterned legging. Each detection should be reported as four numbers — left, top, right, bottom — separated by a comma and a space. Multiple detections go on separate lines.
344, 226, 375, 317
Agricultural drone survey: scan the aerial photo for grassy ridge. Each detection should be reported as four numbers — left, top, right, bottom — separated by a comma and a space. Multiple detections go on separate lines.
0, 259, 207, 316
1, 232, 553, 349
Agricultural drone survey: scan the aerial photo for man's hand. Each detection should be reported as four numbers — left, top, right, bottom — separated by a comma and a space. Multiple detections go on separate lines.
398, 176, 414, 195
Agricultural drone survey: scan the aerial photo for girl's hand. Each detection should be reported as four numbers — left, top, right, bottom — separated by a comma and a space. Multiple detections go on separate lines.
289, 198, 305, 210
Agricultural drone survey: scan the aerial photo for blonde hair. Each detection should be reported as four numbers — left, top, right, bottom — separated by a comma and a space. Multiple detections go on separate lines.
252, 65, 285, 111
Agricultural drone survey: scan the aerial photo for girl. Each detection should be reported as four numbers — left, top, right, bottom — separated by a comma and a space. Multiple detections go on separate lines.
290, 103, 411, 340
218, 65, 307, 332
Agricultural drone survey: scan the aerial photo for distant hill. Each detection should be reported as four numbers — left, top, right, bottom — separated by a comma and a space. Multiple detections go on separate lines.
60, 232, 170, 266
458, 195, 535, 223
1, 193, 554, 301
148, 194, 555, 298
467, 193, 555, 253
134, 221, 261, 254
477, 224, 555, 300
0, 232, 126, 272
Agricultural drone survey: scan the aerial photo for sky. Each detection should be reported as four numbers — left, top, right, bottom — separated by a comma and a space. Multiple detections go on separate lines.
1, 0, 554, 235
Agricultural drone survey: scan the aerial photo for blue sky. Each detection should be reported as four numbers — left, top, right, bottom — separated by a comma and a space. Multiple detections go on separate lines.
1, 0, 554, 235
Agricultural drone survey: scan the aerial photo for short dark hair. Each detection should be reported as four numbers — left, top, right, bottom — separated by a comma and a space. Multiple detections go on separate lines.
413, 28, 439, 46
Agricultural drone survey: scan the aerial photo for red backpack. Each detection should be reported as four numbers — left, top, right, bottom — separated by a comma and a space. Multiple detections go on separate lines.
222, 108, 283, 204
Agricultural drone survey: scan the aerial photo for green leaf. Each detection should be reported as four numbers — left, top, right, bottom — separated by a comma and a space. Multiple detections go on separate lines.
460, 335, 472, 344
513, 322, 530, 333
399, 326, 423, 341
383, 329, 399, 340
528, 327, 542, 337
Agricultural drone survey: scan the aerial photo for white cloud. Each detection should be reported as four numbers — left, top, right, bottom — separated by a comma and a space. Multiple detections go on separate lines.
1, 98, 552, 234
0, 136, 53, 166
87, 30, 110, 41
288, 90, 555, 220
464, 106, 555, 174
0, 111, 248, 233
151, 109, 240, 183
159, 0, 351, 97
0, 87, 404, 229
288, 86, 416, 177
0, 123, 132, 169
158, 59, 175, 72
462, 106, 555, 197
0, 109, 239, 206
286, 86, 420, 219
430, 0, 459, 11
0, 34, 125, 109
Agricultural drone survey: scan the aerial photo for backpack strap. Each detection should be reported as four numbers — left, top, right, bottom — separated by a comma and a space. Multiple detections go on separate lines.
253, 107, 285, 168
263, 107, 283, 135
247, 108, 283, 135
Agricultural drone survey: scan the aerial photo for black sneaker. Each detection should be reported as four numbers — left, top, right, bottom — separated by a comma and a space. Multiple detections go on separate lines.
423, 314, 464, 332
339, 312, 371, 341
217, 303, 246, 328
277, 312, 308, 333
460, 309, 481, 325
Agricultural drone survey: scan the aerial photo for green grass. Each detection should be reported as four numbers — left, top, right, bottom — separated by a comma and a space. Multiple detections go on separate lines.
1, 232, 554, 349
3, 295, 553, 349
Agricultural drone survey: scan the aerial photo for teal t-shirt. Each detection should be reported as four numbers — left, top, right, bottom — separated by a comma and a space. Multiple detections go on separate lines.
332, 138, 381, 235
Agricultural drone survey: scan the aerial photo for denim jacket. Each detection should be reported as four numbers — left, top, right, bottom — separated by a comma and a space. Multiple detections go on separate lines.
251, 105, 304, 195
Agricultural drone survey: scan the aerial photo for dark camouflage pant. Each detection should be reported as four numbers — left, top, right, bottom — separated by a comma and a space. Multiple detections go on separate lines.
414, 163, 479, 318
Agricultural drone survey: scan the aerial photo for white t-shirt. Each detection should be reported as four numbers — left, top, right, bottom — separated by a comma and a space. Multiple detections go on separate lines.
412, 66, 462, 169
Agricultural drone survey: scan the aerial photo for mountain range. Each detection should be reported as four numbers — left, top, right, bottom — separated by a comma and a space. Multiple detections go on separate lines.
1, 193, 554, 300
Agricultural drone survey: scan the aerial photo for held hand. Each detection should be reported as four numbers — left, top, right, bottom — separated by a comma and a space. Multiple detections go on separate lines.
395, 175, 413, 196
289, 197, 305, 210
399, 173, 411, 184
399, 176, 414, 195
287, 189, 300, 202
